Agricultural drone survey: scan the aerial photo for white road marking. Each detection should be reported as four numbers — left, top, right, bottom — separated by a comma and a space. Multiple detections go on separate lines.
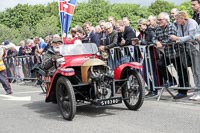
0, 94, 31, 101
13, 90, 42, 94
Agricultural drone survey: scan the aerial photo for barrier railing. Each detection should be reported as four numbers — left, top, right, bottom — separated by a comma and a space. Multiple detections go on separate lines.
3, 55, 42, 83
144, 41, 200, 100
104, 43, 200, 101
104, 45, 145, 70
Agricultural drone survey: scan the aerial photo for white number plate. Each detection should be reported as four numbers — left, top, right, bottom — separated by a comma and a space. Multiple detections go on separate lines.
100, 97, 122, 106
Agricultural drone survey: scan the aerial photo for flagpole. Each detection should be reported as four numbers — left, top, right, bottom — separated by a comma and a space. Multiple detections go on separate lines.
58, 0, 77, 43
58, 0, 64, 42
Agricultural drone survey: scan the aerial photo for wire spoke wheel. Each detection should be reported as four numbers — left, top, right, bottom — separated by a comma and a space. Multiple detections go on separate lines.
122, 70, 144, 110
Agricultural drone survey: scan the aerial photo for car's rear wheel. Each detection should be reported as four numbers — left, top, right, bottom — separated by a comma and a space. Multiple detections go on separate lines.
56, 76, 76, 120
121, 70, 144, 110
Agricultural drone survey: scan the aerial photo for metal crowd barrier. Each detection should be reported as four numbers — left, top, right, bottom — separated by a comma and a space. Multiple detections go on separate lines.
106, 42, 200, 101
3, 55, 42, 83
105, 45, 145, 70
144, 41, 200, 100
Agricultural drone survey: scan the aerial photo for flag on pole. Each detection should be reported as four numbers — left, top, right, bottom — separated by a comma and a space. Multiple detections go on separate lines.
59, 0, 76, 35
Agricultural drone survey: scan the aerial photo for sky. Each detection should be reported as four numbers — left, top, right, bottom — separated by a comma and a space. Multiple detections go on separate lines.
0, 0, 189, 11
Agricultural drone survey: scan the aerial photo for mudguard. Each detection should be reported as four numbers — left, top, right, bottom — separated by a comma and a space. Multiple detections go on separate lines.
114, 62, 143, 80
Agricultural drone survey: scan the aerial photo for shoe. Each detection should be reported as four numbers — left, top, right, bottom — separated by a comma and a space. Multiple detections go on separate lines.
6, 90, 13, 95
145, 91, 158, 98
189, 95, 196, 100
174, 93, 187, 99
189, 95, 200, 101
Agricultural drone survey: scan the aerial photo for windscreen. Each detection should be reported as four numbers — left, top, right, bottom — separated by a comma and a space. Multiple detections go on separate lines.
60, 43, 98, 56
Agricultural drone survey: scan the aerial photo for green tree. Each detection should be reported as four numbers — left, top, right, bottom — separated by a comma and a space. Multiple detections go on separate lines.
110, 3, 150, 29
34, 16, 60, 38
179, 1, 192, 17
72, 0, 110, 27
0, 24, 18, 44
148, 0, 176, 16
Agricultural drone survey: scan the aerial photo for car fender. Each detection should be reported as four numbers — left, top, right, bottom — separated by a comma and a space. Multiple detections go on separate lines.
114, 62, 143, 80
46, 68, 75, 102
81, 58, 106, 83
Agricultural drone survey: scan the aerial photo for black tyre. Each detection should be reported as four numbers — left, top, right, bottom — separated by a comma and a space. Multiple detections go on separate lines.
121, 70, 144, 110
56, 76, 76, 120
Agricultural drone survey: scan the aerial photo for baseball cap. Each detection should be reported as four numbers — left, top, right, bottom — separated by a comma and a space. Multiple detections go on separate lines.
4, 40, 10, 45
2, 43, 16, 49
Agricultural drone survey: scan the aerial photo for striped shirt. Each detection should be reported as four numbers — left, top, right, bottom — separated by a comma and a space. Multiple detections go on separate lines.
153, 24, 178, 58
153, 23, 177, 44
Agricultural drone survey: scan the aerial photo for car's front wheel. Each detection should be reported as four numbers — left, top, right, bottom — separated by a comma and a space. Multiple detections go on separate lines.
56, 76, 76, 120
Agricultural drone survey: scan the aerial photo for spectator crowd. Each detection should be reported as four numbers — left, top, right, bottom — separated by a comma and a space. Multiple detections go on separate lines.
1, 0, 200, 101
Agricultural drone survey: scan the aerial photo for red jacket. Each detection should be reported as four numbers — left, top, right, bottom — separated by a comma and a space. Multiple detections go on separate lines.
63, 37, 77, 44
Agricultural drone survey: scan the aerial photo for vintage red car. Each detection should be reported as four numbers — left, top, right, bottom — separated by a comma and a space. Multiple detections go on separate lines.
33, 43, 145, 121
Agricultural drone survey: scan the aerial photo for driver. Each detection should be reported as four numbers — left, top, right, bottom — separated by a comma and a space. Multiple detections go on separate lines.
40, 37, 63, 71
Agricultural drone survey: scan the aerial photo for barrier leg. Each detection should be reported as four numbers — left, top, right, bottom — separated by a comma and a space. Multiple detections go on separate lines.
157, 87, 175, 101
157, 87, 165, 101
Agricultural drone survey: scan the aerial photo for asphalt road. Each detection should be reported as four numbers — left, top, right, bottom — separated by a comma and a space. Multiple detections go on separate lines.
0, 83, 200, 133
